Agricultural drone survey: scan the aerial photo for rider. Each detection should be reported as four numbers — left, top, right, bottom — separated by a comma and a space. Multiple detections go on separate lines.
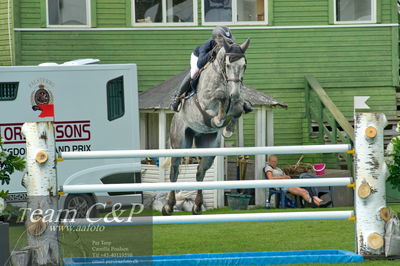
170, 26, 253, 113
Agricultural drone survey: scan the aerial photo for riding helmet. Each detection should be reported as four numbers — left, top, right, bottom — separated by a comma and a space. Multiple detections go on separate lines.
212, 26, 235, 44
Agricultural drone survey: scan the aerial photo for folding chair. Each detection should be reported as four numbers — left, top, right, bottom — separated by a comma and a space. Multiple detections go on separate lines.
264, 167, 297, 208
268, 188, 287, 208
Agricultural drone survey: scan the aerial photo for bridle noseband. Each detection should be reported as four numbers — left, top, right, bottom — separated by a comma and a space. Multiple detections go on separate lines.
226, 52, 246, 83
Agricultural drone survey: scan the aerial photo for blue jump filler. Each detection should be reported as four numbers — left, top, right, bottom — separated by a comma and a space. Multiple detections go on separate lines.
64, 249, 363, 265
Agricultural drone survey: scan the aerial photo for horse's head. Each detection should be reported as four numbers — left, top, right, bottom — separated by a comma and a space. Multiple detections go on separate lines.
217, 38, 250, 101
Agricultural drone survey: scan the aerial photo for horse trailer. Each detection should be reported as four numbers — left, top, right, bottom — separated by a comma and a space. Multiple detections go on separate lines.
0, 60, 142, 216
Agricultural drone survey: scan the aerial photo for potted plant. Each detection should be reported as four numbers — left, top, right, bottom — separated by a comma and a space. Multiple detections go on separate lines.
0, 136, 25, 265
0, 136, 25, 218
386, 122, 400, 194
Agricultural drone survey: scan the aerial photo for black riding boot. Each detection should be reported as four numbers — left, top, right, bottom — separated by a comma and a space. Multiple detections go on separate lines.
243, 102, 253, 114
171, 73, 191, 112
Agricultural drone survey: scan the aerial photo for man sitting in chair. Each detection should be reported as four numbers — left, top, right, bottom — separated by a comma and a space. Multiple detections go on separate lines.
265, 155, 331, 207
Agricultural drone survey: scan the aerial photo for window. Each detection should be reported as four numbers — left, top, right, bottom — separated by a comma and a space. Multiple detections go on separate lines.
0, 82, 18, 101
203, 0, 267, 25
133, 0, 197, 25
47, 0, 90, 26
107, 76, 125, 121
335, 0, 376, 23
101, 172, 141, 196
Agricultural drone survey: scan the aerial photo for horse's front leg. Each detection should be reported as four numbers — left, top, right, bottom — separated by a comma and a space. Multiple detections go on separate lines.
222, 117, 238, 138
211, 90, 227, 128
211, 101, 225, 128
162, 190, 176, 216
193, 156, 215, 215
222, 100, 244, 138
162, 157, 181, 216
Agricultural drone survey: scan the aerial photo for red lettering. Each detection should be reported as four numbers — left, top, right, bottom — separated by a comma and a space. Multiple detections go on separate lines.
73, 124, 82, 138
55, 125, 64, 139
53, 121, 91, 142
83, 124, 91, 140
0, 124, 25, 144
4, 128, 13, 140
1, 121, 91, 143
13, 127, 23, 141
64, 125, 73, 138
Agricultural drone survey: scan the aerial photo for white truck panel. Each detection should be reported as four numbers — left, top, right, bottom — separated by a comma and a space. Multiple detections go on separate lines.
0, 64, 141, 205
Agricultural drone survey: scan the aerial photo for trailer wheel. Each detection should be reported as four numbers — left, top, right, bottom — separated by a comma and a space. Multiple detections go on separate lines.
63, 194, 97, 218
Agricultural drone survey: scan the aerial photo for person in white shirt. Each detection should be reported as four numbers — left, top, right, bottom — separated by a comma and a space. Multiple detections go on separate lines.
265, 155, 331, 207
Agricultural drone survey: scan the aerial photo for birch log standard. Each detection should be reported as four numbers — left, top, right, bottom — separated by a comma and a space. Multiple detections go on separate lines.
354, 113, 389, 255
21, 122, 59, 265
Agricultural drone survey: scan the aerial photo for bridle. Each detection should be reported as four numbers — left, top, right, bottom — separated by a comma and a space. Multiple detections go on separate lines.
226, 52, 247, 83
212, 50, 247, 84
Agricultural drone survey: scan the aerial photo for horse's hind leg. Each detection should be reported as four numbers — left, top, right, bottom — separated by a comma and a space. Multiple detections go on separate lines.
192, 132, 221, 215
192, 156, 215, 215
161, 156, 181, 216
162, 117, 194, 216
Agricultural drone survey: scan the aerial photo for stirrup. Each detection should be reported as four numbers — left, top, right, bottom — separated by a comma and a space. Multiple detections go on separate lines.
178, 99, 185, 111
171, 98, 184, 112
170, 99, 181, 112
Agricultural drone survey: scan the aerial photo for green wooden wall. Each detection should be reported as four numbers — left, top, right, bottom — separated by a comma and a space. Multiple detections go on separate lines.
9, 0, 400, 167
0, 0, 13, 66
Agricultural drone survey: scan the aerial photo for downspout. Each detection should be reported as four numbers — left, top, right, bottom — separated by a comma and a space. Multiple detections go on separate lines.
7, 0, 13, 65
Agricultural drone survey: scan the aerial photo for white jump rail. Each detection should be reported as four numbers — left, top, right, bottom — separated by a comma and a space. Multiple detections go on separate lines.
62, 211, 355, 226
61, 177, 353, 193
59, 144, 351, 160
23, 113, 389, 256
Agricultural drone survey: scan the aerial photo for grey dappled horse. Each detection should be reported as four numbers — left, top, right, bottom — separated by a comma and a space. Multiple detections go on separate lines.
162, 39, 250, 216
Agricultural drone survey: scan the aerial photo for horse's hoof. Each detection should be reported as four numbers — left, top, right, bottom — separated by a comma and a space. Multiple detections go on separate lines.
192, 205, 202, 215
222, 127, 233, 138
211, 117, 224, 128
162, 205, 173, 216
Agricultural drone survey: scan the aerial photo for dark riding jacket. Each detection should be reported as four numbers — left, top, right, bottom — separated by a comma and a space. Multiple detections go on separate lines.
193, 39, 217, 69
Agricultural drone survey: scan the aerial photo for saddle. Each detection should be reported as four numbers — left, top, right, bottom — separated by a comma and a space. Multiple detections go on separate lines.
184, 60, 213, 99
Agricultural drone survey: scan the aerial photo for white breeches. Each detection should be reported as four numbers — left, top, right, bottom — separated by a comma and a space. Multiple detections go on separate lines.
190, 53, 199, 79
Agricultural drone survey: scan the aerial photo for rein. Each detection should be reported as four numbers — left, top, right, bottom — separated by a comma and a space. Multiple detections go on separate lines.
194, 94, 213, 128
193, 94, 230, 129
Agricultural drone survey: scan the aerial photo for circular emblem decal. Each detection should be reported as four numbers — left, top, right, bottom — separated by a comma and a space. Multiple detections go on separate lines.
34, 88, 50, 104
31, 84, 54, 106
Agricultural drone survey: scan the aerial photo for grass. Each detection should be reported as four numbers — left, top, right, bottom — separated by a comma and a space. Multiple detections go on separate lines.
7, 204, 400, 265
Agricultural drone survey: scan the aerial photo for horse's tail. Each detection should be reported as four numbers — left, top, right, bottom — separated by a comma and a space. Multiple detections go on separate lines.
160, 157, 171, 168
160, 137, 172, 168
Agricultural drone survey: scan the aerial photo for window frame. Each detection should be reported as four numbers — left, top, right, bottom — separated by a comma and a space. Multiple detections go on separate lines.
132, 0, 198, 26
46, 0, 91, 28
201, 0, 268, 26
333, 0, 376, 24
